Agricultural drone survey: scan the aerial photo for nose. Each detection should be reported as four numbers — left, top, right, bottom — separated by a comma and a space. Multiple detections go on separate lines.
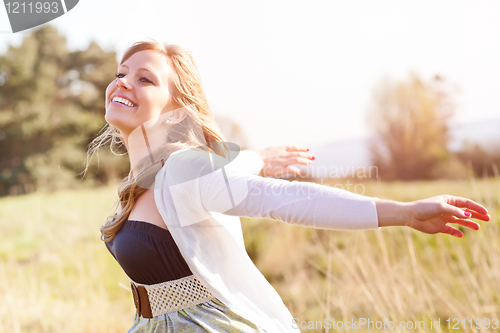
116, 76, 132, 90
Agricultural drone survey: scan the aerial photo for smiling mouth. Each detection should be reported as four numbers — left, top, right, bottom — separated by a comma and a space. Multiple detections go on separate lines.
111, 96, 136, 107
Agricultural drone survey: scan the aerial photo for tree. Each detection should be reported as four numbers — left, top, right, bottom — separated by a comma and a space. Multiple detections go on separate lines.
0, 25, 126, 196
366, 73, 455, 180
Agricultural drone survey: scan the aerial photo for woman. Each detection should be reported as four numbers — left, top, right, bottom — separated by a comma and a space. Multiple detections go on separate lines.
91, 41, 490, 333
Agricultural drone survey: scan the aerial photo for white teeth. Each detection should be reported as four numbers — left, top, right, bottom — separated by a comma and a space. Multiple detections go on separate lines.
112, 96, 135, 107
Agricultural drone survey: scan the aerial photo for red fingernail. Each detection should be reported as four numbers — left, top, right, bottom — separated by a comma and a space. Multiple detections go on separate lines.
464, 212, 471, 217
307, 148, 310, 152
311, 156, 316, 161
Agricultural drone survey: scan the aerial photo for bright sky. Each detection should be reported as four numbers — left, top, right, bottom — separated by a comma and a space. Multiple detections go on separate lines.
1, 1, 499, 149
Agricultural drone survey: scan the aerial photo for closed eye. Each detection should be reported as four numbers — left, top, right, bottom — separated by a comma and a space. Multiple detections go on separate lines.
115, 73, 154, 84
140, 77, 153, 84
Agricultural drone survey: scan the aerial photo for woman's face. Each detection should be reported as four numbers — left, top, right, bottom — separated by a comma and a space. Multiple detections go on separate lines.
105, 50, 180, 136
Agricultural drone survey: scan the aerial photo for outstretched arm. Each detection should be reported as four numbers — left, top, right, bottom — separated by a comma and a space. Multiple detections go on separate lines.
164, 149, 490, 236
376, 196, 490, 237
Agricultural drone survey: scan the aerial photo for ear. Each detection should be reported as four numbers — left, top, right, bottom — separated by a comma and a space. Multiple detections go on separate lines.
165, 106, 188, 124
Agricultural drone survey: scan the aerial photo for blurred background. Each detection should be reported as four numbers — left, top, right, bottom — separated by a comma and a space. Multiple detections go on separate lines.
0, 1, 499, 332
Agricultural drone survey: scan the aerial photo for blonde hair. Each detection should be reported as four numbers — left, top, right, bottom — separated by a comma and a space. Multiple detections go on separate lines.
86, 41, 227, 242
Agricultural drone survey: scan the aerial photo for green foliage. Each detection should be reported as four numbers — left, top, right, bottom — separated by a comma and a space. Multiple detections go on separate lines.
0, 25, 128, 196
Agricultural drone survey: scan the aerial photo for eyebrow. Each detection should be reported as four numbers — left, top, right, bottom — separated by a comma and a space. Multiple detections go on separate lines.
120, 64, 152, 73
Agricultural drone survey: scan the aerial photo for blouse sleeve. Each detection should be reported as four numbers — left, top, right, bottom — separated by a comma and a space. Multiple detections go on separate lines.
164, 149, 380, 230
226, 149, 264, 176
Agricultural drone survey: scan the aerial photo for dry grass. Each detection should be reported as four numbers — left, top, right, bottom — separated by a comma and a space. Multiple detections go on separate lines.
0, 184, 134, 333
244, 177, 500, 332
0, 177, 498, 332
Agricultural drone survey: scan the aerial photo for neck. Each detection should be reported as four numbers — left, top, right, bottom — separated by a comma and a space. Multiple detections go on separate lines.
125, 123, 168, 179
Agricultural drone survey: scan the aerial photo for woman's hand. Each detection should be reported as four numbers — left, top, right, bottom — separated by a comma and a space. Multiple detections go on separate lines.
256, 145, 314, 177
408, 195, 490, 237
376, 196, 490, 238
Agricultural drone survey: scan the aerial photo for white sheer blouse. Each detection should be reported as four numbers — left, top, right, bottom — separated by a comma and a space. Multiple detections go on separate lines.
153, 148, 380, 333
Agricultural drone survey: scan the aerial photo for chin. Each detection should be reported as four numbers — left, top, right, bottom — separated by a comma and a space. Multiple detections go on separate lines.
105, 111, 130, 133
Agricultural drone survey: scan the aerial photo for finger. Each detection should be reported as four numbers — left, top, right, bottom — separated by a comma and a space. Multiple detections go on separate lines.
441, 224, 464, 238
285, 157, 312, 166
466, 211, 491, 222
287, 152, 315, 159
282, 166, 302, 175
447, 196, 489, 215
449, 217, 480, 230
285, 145, 309, 152
440, 202, 471, 219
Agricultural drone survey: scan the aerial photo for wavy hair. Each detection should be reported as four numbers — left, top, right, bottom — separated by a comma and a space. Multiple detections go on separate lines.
86, 41, 227, 242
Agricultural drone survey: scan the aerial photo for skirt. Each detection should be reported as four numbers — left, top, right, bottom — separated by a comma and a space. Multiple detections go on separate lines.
127, 297, 267, 333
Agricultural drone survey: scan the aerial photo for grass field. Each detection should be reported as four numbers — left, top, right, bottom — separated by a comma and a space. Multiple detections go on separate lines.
0, 177, 498, 333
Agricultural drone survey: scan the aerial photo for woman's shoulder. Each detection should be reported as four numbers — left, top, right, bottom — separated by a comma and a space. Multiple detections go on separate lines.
162, 147, 214, 185
160, 145, 248, 186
